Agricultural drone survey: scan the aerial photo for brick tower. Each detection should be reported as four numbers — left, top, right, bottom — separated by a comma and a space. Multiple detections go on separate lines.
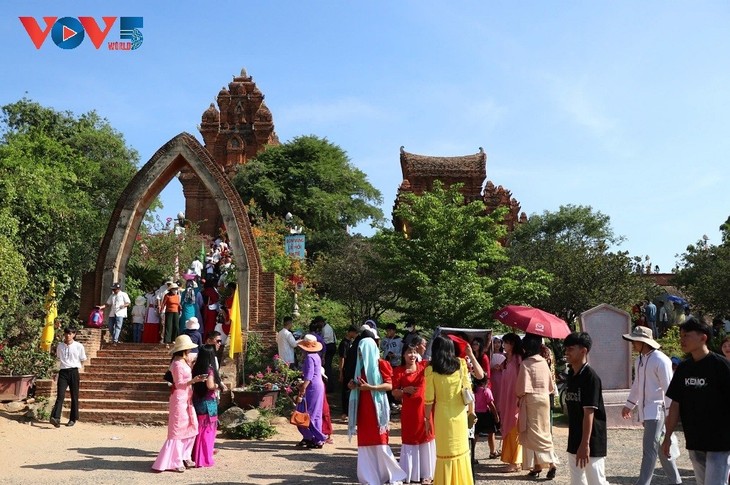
179, 68, 280, 236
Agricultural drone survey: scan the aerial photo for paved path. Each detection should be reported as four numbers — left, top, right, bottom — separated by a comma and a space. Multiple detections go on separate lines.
1, 410, 697, 484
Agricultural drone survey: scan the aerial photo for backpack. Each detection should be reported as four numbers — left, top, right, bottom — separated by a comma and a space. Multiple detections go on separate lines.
88, 308, 104, 328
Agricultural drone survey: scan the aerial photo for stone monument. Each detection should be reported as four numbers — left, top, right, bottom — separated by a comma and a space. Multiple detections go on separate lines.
579, 303, 639, 428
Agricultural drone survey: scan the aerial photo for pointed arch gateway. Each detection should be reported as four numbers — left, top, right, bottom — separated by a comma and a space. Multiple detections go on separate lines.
87, 132, 275, 338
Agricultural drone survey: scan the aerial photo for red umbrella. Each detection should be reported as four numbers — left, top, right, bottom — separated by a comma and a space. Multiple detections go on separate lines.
493, 305, 571, 339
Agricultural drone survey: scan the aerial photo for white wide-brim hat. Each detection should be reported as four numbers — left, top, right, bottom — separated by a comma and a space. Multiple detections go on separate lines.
622, 326, 660, 349
185, 317, 200, 330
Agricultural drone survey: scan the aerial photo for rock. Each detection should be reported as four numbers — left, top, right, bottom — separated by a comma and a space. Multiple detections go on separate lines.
3, 401, 27, 413
243, 408, 261, 422
271, 416, 289, 426
219, 406, 247, 429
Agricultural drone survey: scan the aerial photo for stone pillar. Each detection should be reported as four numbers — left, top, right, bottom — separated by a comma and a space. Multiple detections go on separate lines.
579, 303, 639, 428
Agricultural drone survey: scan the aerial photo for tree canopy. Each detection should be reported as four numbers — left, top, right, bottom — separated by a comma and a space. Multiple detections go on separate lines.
508, 204, 650, 325
372, 183, 550, 329
672, 217, 730, 317
232, 135, 383, 255
0, 99, 139, 320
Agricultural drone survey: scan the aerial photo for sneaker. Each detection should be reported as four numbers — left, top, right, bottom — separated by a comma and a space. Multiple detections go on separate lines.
49, 417, 61, 428
66, 420, 76, 427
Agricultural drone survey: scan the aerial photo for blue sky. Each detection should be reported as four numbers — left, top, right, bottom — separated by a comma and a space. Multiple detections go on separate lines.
3, 1, 730, 272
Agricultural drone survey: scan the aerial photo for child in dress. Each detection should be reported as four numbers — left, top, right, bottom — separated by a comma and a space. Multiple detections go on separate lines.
474, 375, 500, 460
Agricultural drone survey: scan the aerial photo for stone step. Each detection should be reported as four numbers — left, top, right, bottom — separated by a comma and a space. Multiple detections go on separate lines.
78, 389, 170, 400
80, 380, 170, 391
83, 364, 170, 374
61, 408, 168, 425
94, 350, 171, 358
82, 372, 169, 382
65, 398, 168, 411
89, 356, 170, 366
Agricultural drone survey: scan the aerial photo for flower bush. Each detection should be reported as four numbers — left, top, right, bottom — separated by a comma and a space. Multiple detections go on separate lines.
245, 354, 301, 395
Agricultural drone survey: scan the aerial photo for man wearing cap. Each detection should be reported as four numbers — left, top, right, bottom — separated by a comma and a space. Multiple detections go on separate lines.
50, 327, 87, 428
380, 323, 403, 368
662, 318, 730, 485
621, 327, 682, 485
105, 282, 131, 344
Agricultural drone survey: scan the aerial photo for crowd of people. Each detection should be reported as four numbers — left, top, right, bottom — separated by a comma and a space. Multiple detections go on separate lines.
94, 238, 236, 346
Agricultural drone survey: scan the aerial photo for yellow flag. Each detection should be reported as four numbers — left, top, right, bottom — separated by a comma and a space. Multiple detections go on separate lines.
40, 279, 58, 352
228, 287, 242, 358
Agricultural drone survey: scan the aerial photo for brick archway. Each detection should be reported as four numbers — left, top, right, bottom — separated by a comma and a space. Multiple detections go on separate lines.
84, 132, 275, 335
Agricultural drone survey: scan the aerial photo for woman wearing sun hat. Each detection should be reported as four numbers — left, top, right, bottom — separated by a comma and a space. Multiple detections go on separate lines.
295, 334, 327, 449
152, 335, 207, 473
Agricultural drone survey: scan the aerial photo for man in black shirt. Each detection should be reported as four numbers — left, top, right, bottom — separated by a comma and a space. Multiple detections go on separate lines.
338, 326, 358, 419
564, 332, 609, 485
662, 318, 730, 485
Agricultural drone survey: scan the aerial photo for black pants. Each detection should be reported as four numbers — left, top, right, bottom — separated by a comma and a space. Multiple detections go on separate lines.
324, 343, 336, 391
52, 368, 80, 421
341, 386, 351, 416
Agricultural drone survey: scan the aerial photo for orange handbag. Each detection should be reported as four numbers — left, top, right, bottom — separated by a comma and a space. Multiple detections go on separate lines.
290, 398, 310, 427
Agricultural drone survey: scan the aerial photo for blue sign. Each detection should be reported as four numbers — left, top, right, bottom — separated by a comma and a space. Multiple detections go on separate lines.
285, 235, 306, 259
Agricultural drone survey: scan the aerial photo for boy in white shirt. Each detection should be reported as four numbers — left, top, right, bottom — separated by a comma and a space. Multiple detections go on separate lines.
50, 327, 87, 428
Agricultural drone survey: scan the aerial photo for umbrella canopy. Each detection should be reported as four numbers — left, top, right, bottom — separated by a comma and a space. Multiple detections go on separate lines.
494, 305, 571, 339
665, 295, 688, 306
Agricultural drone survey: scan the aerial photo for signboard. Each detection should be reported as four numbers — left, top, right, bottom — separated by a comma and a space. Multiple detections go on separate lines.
284, 234, 306, 259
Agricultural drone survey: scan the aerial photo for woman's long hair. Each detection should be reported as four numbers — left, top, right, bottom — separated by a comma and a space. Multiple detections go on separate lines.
430, 335, 460, 375
192, 346, 218, 397
502, 332, 524, 357
348, 338, 389, 440
472, 336, 485, 358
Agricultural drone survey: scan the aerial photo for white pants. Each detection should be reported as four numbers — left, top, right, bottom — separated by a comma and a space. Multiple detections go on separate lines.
568, 453, 609, 485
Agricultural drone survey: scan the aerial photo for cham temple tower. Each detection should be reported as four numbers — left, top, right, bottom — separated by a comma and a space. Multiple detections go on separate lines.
393, 146, 527, 233
180, 68, 280, 236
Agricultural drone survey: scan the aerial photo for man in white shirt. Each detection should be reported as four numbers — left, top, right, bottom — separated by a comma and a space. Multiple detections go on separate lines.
316, 316, 337, 391
621, 326, 682, 485
190, 256, 203, 277
50, 327, 87, 428
105, 282, 131, 344
276, 316, 300, 369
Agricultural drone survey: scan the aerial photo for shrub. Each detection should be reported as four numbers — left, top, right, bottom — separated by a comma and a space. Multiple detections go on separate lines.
224, 411, 277, 440
0, 345, 56, 377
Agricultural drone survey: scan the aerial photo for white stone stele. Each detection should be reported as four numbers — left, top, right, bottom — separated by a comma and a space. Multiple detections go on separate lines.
579, 303, 640, 428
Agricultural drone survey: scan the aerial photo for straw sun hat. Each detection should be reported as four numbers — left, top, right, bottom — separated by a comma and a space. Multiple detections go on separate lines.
169, 335, 198, 354
297, 334, 323, 353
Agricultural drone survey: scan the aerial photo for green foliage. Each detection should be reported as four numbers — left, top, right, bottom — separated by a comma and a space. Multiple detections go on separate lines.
233, 135, 383, 255
224, 410, 278, 440
372, 182, 550, 330
0, 345, 56, 378
673, 227, 730, 318
312, 236, 400, 325
657, 326, 684, 359
0, 99, 138, 325
31, 396, 52, 421
509, 205, 650, 326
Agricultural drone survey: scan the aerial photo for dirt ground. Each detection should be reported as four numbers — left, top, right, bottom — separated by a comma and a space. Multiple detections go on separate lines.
1, 409, 698, 485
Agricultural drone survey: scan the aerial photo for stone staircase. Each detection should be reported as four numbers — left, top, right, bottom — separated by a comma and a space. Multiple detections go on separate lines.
63, 342, 171, 424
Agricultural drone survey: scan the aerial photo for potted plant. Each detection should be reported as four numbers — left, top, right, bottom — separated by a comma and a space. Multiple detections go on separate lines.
232, 354, 301, 410
0, 344, 56, 400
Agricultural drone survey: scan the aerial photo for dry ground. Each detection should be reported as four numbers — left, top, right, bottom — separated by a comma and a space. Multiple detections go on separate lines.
1, 410, 698, 485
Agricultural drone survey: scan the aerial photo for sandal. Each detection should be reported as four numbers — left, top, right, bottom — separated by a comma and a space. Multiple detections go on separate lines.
183, 460, 195, 469
295, 439, 310, 448
305, 442, 324, 449
489, 451, 499, 459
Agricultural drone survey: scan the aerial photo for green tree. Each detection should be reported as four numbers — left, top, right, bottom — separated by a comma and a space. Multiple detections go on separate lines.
373, 183, 550, 330
0, 99, 138, 319
312, 236, 400, 325
232, 135, 383, 255
508, 205, 650, 326
673, 218, 730, 317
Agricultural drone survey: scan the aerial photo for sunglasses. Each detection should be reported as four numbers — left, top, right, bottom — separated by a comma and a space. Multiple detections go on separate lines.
215, 339, 222, 343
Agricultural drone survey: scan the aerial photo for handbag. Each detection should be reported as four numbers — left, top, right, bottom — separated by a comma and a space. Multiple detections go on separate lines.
461, 363, 475, 405
290, 398, 310, 427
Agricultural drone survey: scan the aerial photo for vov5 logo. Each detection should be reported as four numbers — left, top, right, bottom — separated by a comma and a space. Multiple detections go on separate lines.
19, 17, 143, 50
